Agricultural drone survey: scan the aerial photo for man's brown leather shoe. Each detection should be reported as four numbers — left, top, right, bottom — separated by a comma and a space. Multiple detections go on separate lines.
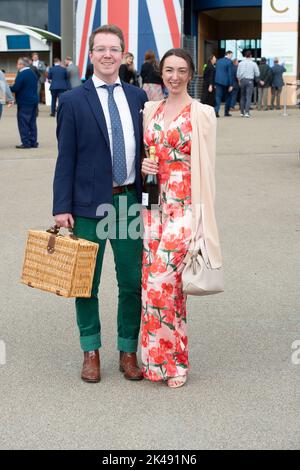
81, 350, 100, 383
119, 352, 143, 381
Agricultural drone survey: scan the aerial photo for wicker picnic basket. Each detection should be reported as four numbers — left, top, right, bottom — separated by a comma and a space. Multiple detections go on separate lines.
21, 226, 99, 298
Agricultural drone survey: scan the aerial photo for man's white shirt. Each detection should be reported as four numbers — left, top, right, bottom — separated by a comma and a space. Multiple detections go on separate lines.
92, 74, 136, 187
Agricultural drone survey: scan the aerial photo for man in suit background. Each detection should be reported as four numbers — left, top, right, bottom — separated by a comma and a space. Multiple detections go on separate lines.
47, 58, 68, 116
271, 58, 286, 110
31, 52, 46, 103
10, 57, 38, 149
214, 50, 234, 117
64, 56, 82, 89
0, 68, 14, 119
53, 25, 147, 383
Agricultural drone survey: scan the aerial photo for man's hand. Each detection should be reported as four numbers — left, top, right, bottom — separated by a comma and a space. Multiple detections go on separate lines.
260, 80, 265, 86
7, 102, 13, 108
228, 86, 233, 92
54, 213, 74, 228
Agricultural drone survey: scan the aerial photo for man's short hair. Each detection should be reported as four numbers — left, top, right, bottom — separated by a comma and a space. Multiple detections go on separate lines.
226, 51, 233, 55
54, 58, 61, 63
89, 24, 125, 52
245, 50, 252, 58
18, 57, 30, 67
65, 56, 72, 61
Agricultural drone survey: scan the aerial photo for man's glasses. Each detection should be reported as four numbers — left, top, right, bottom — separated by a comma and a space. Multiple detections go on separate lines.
92, 46, 123, 54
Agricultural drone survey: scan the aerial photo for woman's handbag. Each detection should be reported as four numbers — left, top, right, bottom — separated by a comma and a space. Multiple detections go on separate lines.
21, 225, 99, 298
182, 229, 224, 296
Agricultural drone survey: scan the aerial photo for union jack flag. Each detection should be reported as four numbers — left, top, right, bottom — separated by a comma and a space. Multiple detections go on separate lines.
76, 0, 182, 78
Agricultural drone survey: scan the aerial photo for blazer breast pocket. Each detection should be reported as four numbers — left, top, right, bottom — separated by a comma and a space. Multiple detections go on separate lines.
73, 165, 95, 206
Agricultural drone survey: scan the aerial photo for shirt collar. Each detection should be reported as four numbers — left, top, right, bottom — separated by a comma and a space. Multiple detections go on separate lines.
20, 67, 30, 72
92, 74, 122, 89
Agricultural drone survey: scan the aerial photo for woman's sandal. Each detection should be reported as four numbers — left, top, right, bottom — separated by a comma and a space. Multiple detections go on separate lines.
167, 375, 187, 388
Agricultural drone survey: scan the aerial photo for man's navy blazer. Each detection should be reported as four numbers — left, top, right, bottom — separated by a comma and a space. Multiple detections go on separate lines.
215, 57, 234, 87
48, 65, 68, 90
10, 68, 38, 106
53, 78, 148, 218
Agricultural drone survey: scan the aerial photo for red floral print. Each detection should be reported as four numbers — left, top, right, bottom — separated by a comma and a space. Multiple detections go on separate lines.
141, 101, 193, 381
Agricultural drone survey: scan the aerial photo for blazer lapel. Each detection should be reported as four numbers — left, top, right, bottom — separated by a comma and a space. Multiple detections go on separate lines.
83, 79, 110, 147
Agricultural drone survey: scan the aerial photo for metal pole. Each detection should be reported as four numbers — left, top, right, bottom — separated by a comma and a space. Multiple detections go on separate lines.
61, 0, 74, 60
181, 0, 185, 49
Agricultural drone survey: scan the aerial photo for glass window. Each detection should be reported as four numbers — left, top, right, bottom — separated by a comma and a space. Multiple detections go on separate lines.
6, 35, 30, 50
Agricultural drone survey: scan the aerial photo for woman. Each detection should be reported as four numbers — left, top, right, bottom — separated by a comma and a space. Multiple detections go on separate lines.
119, 52, 139, 86
140, 50, 164, 100
201, 55, 216, 107
0, 69, 14, 119
141, 49, 222, 388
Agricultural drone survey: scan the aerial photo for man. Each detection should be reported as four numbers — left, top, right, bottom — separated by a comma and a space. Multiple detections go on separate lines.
257, 57, 273, 111
47, 58, 68, 116
271, 58, 286, 110
0, 69, 14, 119
53, 25, 147, 383
10, 57, 38, 149
230, 58, 240, 111
214, 50, 233, 117
237, 50, 260, 118
31, 53, 46, 103
64, 56, 82, 89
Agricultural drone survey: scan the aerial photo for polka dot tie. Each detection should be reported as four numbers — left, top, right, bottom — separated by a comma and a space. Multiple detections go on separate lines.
101, 84, 127, 185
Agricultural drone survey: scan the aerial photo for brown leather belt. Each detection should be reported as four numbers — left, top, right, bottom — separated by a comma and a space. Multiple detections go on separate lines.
112, 183, 135, 195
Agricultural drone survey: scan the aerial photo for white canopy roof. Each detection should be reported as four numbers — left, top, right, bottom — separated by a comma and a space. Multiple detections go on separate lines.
0, 21, 60, 52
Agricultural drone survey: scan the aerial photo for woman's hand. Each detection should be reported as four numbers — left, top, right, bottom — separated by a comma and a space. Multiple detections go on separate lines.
142, 158, 159, 175
208, 84, 213, 93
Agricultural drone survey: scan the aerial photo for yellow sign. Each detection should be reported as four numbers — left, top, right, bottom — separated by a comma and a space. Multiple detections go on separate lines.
270, 0, 289, 14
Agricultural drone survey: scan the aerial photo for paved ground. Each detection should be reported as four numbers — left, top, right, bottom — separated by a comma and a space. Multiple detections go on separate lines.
0, 104, 300, 450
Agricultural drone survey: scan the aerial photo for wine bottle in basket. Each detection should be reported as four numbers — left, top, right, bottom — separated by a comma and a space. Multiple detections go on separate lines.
142, 146, 159, 210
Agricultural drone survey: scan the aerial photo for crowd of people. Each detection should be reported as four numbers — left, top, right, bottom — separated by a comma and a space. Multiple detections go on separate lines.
0, 52, 84, 147
1, 47, 290, 148
0, 48, 167, 147
201, 50, 287, 118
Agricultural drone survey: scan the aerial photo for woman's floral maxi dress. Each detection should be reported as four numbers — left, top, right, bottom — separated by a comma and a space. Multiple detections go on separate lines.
141, 101, 193, 382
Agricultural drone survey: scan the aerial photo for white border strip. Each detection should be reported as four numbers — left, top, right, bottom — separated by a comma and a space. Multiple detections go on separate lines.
129, 0, 139, 59
101, 0, 108, 25
146, 0, 173, 58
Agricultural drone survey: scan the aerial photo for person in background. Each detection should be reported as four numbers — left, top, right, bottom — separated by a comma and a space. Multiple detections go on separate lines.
65, 56, 82, 89
271, 58, 286, 110
119, 52, 139, 86
257, 57, 273, 111
230, 58, 240, 111
31, 52, 46, 103
0, 69, 14, 119
201, 55, 216, 108
47, 58, 68, 117
237, 50, 260, 118
214, 50, 234, 118
140, 50, 164, 101
85, 63, 94, 81
10, 57, 38, 148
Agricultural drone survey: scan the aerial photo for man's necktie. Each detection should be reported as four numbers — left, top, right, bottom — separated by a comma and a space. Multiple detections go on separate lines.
101, 84, 127, 185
